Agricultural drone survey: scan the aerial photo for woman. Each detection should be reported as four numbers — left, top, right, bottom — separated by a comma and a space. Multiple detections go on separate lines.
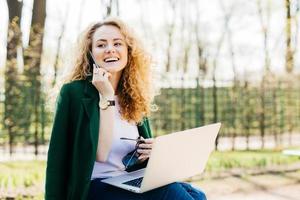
45, 18, 207, 200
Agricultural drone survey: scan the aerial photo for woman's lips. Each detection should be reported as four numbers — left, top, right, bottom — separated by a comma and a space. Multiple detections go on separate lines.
102, 60, 120, 67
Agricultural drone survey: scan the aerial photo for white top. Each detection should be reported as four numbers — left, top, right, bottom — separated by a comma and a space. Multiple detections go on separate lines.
91, 96, 139, 179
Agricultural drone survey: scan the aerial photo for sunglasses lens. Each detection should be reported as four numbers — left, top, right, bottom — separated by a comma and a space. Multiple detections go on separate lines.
122, 149, 139, 169
122, 139, 146, 171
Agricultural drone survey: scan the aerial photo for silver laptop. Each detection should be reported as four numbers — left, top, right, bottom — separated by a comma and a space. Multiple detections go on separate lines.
101, 122, 221, 193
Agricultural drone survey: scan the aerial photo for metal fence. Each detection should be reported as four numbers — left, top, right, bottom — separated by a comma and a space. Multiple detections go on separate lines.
150, 77, 300, 150
0, 77, 300, 153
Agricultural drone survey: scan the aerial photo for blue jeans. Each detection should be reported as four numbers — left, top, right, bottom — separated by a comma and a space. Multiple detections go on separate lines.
87, 178, 207, 200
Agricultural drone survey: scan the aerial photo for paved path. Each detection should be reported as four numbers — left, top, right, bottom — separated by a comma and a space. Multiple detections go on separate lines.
192, 171, 300, 200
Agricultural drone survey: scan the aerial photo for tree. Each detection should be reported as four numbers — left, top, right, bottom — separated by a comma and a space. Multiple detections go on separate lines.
217, 0, 239, 150
101, 0, 119, 18
194, 0, 208, 128
211, 0, 233, 150
23, 0, 47, 155
53, 0, 71, 87
256, 0, 271, 149
285, 0, 294, 73
4, 0, 23, 155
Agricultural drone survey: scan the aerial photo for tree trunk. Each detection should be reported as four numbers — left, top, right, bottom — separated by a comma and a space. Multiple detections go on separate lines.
5, 0, 23, 156
102, 0, 119, 18
23, 0, 47, 156
52, 1, 71, 86
260, 78, 266, 149
285, 0, 294, 73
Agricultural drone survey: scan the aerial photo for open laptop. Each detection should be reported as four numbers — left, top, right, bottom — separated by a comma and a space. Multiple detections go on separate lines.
101, 122, 221, 193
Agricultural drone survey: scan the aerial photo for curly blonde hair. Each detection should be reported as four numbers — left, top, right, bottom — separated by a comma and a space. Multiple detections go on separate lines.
66, 18, 154, 123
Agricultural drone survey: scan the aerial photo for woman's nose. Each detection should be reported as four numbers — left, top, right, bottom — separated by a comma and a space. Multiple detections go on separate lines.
105, 44, 116, 54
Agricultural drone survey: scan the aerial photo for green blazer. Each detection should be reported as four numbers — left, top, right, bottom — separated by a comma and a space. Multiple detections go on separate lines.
45, 80, 152, 200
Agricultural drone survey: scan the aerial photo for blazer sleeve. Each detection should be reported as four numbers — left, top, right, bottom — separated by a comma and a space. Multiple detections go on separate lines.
45, 84, 71, 200
138, 117, 153, 138
144, 118, 152, 138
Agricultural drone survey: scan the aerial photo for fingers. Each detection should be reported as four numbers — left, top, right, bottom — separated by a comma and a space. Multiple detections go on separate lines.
137, 139, 153, 154
138, 156, 148, 162
103, 71, 112, 79
138, 137, 154, 144
138, 151, 150, 161
136, 137, 154, 162
138, 143, 152, 149
92, 64, 112, 81
92, 64, 99, 81
137, 148, 151, 155
138, 138, 154, 148
91, 63, 114, 96
93, 63, 101, 74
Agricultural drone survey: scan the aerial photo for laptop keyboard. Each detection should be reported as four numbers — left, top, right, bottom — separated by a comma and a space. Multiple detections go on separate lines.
123, 177, 143, 188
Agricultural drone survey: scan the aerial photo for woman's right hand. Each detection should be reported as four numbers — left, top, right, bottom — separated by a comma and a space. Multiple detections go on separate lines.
92, 64, 115, 97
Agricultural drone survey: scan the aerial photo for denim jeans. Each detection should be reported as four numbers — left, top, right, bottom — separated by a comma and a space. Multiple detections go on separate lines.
87, 178, 207, 200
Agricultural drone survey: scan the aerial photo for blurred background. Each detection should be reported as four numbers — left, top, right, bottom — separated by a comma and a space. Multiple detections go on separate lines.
0, 0, 300, 199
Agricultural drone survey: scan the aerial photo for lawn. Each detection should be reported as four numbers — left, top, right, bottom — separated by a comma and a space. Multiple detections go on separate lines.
0, 149, 299, 199
207, 149, 300, 172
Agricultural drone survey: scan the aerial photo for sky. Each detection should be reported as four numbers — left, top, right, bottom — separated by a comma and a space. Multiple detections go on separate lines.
0, 0, 299, 87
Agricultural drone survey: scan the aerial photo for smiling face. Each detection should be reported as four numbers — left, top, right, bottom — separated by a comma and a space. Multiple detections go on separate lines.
91, 25, 128, 74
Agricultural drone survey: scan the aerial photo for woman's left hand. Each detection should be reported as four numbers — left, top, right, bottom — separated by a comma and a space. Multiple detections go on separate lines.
137, 137, 155, 162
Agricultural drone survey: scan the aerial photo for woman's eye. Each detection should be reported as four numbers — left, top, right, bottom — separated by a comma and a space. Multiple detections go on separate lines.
114, 42, 122, 47
97, 44, 105, 48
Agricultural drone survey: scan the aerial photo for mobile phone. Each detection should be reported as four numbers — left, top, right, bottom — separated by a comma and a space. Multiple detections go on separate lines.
89, 51, 101, 68
87, 51, 100, 77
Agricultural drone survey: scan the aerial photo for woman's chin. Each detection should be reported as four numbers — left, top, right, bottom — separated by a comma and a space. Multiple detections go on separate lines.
102, 64, 125, 73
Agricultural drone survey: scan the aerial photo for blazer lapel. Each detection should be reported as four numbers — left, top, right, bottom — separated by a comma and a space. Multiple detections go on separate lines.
82, 80, 100, 149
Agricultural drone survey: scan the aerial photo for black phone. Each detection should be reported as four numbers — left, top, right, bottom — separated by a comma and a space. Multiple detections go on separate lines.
88, 51, 101, 68
87, 51, 100, 78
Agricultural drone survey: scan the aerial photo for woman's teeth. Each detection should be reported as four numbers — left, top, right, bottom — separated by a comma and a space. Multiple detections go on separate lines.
104, 57, 119, 62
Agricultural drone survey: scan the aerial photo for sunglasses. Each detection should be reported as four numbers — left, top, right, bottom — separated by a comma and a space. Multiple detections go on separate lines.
121, 136, 148, 172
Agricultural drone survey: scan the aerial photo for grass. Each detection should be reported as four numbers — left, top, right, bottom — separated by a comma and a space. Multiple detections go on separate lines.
206, 149, 300, 173
0, 161, 45, 200
0, 149, 299, 199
